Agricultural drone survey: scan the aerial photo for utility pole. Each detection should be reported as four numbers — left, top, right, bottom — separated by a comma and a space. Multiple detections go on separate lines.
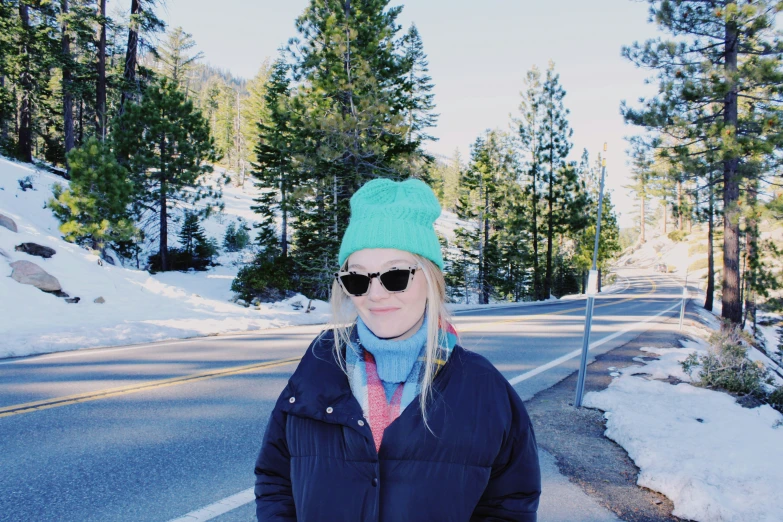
574, 143, 607, 408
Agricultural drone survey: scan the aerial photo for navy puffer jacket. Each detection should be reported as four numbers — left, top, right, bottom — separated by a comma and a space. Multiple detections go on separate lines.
254, 327, 541, 521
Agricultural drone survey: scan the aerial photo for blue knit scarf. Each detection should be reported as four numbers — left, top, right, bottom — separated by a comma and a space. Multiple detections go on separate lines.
345, 314, 458, 418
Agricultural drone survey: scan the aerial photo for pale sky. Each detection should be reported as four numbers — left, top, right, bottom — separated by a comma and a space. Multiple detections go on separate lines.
125, 0, 667, 228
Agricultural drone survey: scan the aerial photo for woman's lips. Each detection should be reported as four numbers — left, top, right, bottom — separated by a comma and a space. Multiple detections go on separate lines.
369, 308, 398, 314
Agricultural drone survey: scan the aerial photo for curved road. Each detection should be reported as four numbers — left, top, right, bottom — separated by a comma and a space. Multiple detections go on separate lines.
0, 268, 683, 521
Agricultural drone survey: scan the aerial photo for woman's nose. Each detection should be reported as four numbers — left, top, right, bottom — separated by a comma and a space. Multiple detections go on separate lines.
367, 276, 389, 299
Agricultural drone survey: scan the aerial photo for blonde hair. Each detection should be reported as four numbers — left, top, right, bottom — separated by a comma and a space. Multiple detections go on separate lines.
318, 252, 461, 433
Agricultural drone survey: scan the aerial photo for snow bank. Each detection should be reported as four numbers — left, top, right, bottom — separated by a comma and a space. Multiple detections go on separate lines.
584, 342, 783, 522
0, 157, 330, 359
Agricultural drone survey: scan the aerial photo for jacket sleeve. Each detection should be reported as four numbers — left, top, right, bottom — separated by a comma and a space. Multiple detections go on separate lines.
470, 384, 542, 522
254, 397, 297, 521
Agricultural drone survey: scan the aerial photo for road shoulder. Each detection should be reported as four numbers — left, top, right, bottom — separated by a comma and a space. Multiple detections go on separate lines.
524, 322, 685, 522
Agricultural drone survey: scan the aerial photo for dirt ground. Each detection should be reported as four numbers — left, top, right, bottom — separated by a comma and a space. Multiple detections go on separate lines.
523, 312, 705, 522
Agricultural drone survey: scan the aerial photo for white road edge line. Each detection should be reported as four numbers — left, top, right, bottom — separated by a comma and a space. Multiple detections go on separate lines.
168, 298, 682, 522
508, 300, 681, 385
167, 487, 255, 522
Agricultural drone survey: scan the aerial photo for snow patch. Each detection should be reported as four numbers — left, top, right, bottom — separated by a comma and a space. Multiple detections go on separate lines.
584, 339, 783, 521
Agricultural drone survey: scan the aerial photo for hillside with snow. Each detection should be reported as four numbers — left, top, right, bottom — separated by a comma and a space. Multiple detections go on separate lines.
0, 157, 335, 359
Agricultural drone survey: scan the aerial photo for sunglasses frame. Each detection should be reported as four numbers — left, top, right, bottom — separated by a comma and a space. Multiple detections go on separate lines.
334, 264, 421, 297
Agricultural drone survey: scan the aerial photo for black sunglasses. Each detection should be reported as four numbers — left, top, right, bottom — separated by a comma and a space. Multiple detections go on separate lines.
334, 264, 420, 296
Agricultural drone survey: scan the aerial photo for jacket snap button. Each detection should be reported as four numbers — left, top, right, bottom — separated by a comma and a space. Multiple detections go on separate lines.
326, 407, 333, 414
357, 419, 365, 427
371, 477, 378, 487
289, 397, 296, 404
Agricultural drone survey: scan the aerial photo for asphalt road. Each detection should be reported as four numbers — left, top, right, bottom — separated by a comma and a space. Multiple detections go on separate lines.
0, 268, 683, 522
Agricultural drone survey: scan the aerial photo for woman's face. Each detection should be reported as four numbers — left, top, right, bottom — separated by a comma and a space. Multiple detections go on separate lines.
345, 248, 428, 341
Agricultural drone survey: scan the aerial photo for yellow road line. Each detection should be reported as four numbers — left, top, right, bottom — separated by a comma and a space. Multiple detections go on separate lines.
2, 276, 665, 419
0, 356, 302, 419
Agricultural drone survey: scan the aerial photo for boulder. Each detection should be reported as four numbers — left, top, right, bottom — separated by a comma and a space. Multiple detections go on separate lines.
0, 213, 17, 233
94, 296, 105, 304
9, 260, 62, 292
15, 242, 56, 259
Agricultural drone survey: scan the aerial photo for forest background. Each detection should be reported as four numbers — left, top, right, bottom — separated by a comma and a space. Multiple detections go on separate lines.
1, 0, 781, 327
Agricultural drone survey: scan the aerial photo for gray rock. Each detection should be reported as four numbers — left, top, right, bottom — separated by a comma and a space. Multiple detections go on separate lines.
9, 260, 62, 292
94, 296, 105, 304
0, 213, 17, 233
15, 242, 56, 259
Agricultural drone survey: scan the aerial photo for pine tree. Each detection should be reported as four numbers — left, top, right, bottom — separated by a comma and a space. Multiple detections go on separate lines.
156, 26, 203, 93
539, 61, 586, 298
250, 59, 296, 258
113, 77, 222, 271
0, 0, 14, 151
457, 130, 516, 304
625, 139, 654, 244
47, 136, 137, 254
399, 23, 438, 147
515, 65, 545, 300
283, 0, 435, 298
118, 0, 164, 116
240, 60, 272, 183
95, 0, 107, 140
622, 0, 783, 324
178, 210, 205, 257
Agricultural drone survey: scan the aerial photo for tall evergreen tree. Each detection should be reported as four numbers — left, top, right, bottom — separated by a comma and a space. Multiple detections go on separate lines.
399, 23, 438, 147
156, 26, 203, 92
515, 65, 545, 300
118, 0, 164, 116
456, 130, 515, 304
622, 0, 783, 324
625, 138, 654, 243
539, 61, 586, 298
113, 77, 222, 271
95, 0, 106, 140
283, 0, 434, 298
251, 59, 296, 258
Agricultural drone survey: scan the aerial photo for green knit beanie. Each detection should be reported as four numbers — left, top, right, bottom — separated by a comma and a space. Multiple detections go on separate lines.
338, 178, 444, 270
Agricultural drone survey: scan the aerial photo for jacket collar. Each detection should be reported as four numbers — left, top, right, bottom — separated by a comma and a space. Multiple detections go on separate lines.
278, 324, 463, 435
277, 325, 365, 430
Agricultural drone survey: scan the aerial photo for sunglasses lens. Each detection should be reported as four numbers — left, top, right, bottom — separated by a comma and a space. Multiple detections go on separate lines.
379, 269, 411, 292
339, 274, 371, 295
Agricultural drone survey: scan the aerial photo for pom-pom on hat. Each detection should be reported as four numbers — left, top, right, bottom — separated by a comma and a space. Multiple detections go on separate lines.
338, 178, 444, 270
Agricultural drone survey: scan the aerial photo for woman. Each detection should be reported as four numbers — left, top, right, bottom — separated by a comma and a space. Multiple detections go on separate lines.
254, 177, 541, 521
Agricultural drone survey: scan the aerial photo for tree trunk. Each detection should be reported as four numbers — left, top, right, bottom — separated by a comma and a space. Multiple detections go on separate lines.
705, 170, 715, 311
677, 180, 683, 230
744, 181, 758, 329
77, 97, 84, 146
159, 135, 168, 271
0, 0, 6, 146
281, 181, 288, 258
545, 136, 554, 299
722, 8, 742, 324
0, 72, 5, 145
17, 3, 32, 163
119, 0, 141, 116
640, 188, 646, 243
483, 181, 490, 305
95, 0, 107, 140
61, 0, 75, 160
531, 163, 540, 300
